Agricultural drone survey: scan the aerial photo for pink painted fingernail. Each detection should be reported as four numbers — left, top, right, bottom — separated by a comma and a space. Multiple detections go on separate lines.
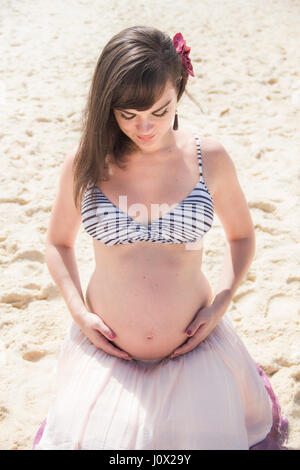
109, 332, 116, 339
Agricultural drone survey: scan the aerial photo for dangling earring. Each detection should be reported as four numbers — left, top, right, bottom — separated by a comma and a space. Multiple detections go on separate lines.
173, 110, 178, 130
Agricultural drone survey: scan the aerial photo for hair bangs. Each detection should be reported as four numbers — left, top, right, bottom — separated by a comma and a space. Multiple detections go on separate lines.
112, 65, 169, 112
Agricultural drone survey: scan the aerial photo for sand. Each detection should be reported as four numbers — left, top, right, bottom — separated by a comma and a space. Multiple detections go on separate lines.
0, 0, 299, 450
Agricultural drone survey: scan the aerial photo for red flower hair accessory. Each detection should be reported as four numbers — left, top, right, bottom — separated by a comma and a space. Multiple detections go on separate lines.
172, 32, 194, 78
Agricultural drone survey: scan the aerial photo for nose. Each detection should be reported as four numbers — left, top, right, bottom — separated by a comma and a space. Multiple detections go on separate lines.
136, 117, 154, 134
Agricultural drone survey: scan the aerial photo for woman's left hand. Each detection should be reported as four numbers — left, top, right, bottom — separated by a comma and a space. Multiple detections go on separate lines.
169, 301, 226, 359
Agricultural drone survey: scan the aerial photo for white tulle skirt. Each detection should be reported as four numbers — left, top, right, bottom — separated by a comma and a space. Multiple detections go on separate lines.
33, 313, 288, 450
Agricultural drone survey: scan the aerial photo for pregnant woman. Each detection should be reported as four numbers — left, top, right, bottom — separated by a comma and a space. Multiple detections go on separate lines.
33, 26, 288, 450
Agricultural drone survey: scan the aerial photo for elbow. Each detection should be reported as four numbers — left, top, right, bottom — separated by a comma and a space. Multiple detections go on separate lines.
228, 221, 256, 250
227, 229, 255, 245
45, 230, 75, 250
45, 239, 74, 268
227, 231, 256, 259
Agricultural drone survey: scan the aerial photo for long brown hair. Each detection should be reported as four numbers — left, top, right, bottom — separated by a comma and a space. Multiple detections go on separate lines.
73, 26, 189, 209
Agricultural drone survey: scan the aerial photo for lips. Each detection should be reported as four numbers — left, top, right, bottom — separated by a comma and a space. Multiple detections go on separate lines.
137, 134, 155, 141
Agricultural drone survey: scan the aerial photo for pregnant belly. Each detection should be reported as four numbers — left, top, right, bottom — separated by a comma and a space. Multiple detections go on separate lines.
85, 269, 213, 360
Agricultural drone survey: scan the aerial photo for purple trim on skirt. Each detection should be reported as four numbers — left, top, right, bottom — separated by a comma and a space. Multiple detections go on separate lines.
33, 418, 47, 450
249, 361, 289, 450
32, 361, 289, 450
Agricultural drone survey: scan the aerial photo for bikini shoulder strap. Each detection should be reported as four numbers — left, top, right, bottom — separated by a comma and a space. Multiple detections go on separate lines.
194, 134, 204, 183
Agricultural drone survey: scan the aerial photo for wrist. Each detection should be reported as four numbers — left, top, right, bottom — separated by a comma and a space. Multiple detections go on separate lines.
70, 305, 89, 324
66, 294, 87, 318
212, 289, 233, 316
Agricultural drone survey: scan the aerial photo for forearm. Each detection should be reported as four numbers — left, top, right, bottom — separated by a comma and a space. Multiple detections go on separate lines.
212, 235, 256, 317
45, 243, 86, 321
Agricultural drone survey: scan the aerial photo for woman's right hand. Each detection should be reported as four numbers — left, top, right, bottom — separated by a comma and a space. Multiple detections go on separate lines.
75, 309, 132, 361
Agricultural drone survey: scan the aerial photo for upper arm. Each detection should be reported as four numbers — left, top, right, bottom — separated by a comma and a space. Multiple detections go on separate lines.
211, 142, 255, 242
46, 149, 82, 248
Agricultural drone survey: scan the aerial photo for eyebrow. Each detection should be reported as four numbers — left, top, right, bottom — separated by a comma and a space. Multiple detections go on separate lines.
118, 99, 172, 115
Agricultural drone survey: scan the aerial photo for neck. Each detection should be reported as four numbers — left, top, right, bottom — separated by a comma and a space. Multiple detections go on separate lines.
127, 129, 182, 168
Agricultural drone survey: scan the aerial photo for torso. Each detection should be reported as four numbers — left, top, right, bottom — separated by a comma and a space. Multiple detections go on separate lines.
84, 129, 217, 360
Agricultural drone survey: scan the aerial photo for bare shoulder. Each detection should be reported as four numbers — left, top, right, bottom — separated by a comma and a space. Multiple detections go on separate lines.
57, 145, 81, 194
198, 136, 232, 168
62, 145, 80, 175
198, 136, 237, 197
198, 135, 254, 240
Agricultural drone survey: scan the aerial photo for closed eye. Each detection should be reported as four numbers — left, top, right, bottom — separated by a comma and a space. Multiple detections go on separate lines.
120, 109, 169, 120
154, 109, 168, 117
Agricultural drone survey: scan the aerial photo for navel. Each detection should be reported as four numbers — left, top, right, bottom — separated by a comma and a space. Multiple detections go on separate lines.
145, 332, 154, 341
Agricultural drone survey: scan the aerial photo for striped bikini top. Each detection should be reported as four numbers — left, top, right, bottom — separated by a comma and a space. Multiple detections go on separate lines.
81, 135, 214, 245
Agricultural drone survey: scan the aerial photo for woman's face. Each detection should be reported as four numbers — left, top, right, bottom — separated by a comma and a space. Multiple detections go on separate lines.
113, 80, 178, 150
